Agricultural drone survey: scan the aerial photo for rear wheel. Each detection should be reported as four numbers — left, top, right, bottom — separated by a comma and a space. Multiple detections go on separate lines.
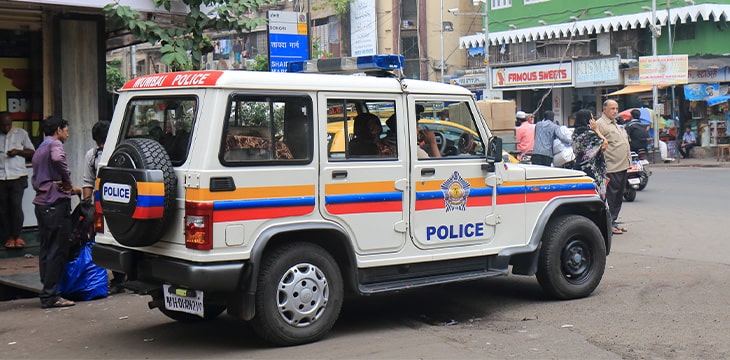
624, 188, 636, 202
250, 242, 343, 346
536, 215, 606, 299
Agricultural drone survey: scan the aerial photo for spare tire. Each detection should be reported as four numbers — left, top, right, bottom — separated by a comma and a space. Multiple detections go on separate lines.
98, 138, 177, 247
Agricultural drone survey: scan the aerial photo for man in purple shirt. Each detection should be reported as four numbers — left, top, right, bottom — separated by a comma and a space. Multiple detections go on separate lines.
31, 116, 81, 308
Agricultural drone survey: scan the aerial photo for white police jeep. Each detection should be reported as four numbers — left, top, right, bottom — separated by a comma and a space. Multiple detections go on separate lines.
92, 55, 611, 346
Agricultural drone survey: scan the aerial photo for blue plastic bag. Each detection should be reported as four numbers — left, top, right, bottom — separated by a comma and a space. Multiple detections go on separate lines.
58, 242, 109, 301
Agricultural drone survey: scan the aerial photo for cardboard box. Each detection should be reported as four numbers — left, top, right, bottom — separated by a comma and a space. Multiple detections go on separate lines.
476, 99, 516, 131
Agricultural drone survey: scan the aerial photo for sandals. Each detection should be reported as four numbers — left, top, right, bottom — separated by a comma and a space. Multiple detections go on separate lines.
4, 238, 24, 249
612, 227, 628, 235
42, 298, 75, 309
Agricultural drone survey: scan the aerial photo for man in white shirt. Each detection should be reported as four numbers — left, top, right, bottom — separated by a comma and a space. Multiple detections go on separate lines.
0, 112, 35, 249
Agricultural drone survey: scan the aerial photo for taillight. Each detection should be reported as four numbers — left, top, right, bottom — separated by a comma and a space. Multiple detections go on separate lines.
185, 201, 214, 250
94, 195, 104, 234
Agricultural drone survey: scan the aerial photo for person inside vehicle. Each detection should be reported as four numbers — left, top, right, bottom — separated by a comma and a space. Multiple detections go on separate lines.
350, 113, 393, 157
415, 104, 441, 159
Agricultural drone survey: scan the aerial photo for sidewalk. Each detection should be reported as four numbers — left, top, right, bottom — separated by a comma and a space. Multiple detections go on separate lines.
648, 156, 730, 168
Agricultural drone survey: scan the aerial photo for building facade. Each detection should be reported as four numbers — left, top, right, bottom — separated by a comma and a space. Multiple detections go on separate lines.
457, 0, 730, 131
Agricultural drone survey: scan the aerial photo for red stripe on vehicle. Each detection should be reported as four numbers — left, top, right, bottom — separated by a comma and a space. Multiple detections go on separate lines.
213, 206, 314, 222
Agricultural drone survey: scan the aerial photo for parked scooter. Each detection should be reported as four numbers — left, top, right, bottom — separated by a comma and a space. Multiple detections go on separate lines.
624, 151, 652, 202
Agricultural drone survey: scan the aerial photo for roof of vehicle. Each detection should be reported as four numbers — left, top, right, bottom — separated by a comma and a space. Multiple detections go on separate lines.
120, 70, 474, 96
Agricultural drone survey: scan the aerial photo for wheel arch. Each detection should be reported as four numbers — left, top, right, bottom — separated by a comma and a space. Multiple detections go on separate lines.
503, 196, 611, 276
230, 221, 358, 321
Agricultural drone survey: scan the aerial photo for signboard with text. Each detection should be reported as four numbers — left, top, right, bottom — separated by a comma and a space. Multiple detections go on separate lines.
639, 54, 688, 85
491, 62, 573, 89
350, 0, 377, 56
268, 11, 309, 72
574, 57, 620, 88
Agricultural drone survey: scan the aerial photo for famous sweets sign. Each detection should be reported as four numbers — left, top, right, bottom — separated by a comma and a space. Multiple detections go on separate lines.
490, 62, 573, 90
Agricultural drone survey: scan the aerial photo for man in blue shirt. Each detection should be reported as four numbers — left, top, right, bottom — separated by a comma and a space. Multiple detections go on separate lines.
531, 111, 571, 166
679, 126, 697, 159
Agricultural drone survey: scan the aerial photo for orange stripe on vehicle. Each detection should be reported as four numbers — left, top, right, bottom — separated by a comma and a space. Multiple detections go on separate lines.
187, 185, 315, 201
137, 182, 165, 195
325, 181, 395, 194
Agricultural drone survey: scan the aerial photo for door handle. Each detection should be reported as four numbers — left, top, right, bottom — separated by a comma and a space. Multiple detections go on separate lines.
421, 168, 436, 176
332, 170, 348, 179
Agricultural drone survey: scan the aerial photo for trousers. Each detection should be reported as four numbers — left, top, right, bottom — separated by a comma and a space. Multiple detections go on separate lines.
35, 198, 72, 306
0, 176, 28, 239
606, 170, 628, 226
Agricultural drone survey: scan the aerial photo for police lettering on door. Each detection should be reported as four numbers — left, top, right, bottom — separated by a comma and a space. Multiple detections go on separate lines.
427, 222, 484, 240
425, 171, 484, 241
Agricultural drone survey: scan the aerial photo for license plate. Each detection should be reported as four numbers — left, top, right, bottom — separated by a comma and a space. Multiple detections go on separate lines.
628, 178, 641, 185
163, 284, 204, 318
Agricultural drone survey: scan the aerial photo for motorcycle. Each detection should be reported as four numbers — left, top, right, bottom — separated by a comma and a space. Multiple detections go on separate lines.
624, 151, 652, 202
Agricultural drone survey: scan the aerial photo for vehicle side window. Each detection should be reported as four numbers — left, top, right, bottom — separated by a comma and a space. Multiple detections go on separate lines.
121, 97, 197, 166
415, 100, 484, 159
221, 94, 312, 164
327, 99, 397, 160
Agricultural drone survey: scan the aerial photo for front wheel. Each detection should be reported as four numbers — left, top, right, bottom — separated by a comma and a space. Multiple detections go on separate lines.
536, 215, 606, 299
251, 242, 344, 346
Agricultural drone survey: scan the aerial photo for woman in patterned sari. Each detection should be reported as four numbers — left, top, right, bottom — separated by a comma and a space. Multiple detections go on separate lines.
572, 109, 609, 200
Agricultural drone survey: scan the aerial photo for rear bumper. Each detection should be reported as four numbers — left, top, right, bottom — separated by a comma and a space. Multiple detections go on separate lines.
91, 243, 246, 292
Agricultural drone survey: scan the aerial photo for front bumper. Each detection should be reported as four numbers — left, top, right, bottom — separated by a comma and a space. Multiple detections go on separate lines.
91, 243, 246, 292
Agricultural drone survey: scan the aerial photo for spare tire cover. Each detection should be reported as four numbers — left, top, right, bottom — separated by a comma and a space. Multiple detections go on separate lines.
98, 138, 177, 247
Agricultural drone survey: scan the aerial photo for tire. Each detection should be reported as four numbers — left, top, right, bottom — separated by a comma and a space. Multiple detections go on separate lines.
250, 242, 344, 346
624, 188, 636, 202
536, 215, 606, 300
159, 305, 226, 322
99, 138, 176, 247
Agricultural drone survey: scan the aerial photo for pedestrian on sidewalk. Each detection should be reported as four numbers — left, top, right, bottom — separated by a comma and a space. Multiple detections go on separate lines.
31, 116, 81, 308
532, 110, 571, 166
596, 99, 631, 235
1, 111, 35, 249
82, 120, 126, 294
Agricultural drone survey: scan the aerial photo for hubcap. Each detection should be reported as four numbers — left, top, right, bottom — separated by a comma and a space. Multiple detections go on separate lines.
276, 263, 329, 327
562, 239, 591, 282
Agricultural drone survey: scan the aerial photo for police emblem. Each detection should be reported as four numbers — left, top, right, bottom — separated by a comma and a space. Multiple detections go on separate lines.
440, 171, 470, 212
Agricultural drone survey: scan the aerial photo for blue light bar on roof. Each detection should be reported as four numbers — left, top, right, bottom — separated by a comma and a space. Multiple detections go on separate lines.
287, 54, 404, 73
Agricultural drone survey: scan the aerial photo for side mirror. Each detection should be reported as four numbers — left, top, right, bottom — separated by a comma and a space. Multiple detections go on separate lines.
487, 136, 503, 164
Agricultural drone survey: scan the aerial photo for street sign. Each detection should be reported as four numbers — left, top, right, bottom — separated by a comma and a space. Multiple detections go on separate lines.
268, 10, 309, 72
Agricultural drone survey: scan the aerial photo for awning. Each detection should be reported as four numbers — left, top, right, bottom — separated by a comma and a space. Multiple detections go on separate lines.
607, 85, 657, 96
707, 94, 730, 106
460, 3, 730, 47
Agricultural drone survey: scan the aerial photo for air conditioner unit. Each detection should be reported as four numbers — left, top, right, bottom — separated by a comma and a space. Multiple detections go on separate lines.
618, 46, 634, 60
432, 60, 447, 70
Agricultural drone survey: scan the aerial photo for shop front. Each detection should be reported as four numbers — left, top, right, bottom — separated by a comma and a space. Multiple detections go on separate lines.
489, 61, 573, 124
683, 67, 730, 148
